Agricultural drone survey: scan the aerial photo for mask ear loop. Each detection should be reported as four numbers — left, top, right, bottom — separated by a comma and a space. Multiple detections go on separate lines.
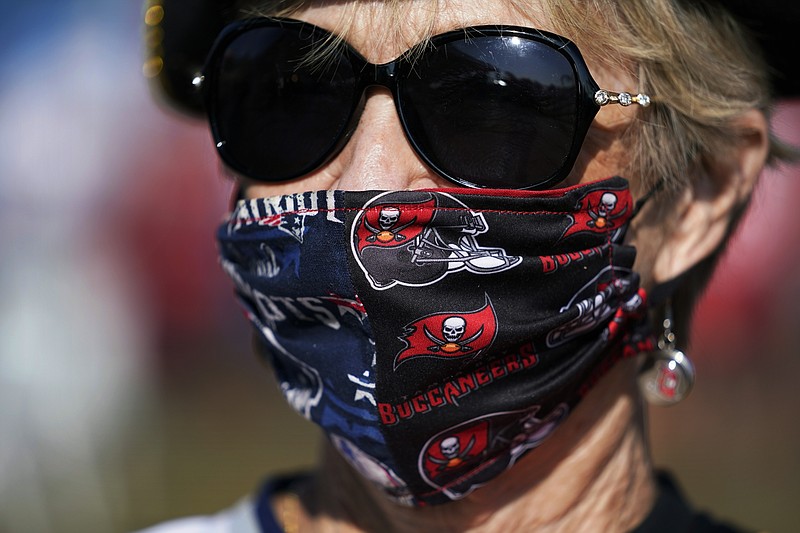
631, 178, 664, 218
614, 177, 665, 247
629, 178, 690, 306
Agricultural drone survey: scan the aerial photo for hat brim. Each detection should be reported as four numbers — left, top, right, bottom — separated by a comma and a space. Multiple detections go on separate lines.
144, 0, 236, 116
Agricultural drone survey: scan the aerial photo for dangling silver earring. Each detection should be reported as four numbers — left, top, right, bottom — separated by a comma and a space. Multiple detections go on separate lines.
638, 302, 695, 406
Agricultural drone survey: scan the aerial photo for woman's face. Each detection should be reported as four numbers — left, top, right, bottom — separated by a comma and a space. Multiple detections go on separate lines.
241, 0, 643, 201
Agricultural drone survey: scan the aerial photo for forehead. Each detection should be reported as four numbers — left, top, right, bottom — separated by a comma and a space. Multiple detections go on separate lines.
286, 0, 631, 97
290, 0, 552, 63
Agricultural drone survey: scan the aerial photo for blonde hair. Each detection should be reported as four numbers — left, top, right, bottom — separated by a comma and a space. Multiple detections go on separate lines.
531, 0, 791, 334
237, 0, 793, 336
242, 0, 789, 182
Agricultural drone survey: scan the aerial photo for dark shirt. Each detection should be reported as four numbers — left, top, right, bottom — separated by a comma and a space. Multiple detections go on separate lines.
630, 473, 744, 533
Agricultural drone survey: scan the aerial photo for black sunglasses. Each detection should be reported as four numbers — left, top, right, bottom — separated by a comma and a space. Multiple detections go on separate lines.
198, 17, 650, 190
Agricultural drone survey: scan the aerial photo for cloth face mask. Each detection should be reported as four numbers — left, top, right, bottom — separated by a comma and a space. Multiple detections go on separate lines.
217, 176, 653, 506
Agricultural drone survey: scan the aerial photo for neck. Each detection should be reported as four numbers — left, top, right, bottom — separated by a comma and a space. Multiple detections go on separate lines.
282, 359, 656, 533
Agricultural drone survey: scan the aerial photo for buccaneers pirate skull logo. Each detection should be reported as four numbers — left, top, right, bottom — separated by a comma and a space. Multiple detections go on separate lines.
351, 191, 522, 290
394, 297, 498, 368
420, 420, 490, 491
560, 185, 633, 241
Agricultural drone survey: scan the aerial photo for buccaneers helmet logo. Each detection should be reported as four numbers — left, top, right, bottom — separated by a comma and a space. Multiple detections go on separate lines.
418, 405, 569, 501
351, 191, 522, 290
545, 266, 635, 348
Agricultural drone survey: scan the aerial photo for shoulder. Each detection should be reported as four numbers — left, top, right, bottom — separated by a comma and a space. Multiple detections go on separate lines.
134, 474, 308, 533
135, 497, 262, 533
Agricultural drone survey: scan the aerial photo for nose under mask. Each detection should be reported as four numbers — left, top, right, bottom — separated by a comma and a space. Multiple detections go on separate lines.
217, 176, 654, 506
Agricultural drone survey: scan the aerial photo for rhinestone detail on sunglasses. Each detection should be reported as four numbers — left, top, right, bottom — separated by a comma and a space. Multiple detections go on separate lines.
594, 90, 651, 107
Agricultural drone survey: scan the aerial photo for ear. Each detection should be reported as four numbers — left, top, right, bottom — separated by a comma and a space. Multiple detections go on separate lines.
652, 109, 770, 283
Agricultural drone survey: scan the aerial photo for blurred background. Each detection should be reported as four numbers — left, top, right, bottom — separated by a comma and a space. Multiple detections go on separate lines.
0, 1, 798, 532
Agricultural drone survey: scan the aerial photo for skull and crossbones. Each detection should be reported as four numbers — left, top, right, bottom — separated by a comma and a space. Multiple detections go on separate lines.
428, 434, 477, 470
587, 192, 625, 229
424, 316, 484, 353
364, 205, 415, 243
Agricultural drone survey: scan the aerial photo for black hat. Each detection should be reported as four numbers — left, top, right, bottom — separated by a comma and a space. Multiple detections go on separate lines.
710, 0, 800, 97
143, 0, 799, 116
143, 0, 237, 115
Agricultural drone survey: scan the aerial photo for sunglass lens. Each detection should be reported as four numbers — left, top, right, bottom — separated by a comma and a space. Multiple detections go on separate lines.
399, 35, 580, 189
211, 26, 358, 181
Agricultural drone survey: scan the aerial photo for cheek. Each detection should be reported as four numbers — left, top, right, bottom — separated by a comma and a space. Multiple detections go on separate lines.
564, 64, 642, 187
240, 173, 338, 199
564, 128, 632, 187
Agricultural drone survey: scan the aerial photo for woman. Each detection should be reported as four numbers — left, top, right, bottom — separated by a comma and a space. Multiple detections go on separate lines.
143, 0, 797, 530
